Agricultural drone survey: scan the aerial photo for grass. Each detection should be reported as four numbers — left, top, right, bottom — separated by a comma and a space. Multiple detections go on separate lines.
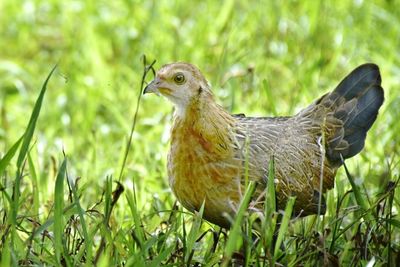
1, 0, 400, 266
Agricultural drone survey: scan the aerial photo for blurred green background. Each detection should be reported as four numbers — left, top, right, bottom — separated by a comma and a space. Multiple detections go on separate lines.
0, 0, 399, 264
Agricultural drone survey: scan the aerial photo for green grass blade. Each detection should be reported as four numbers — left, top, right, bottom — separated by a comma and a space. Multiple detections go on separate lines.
223, 181, 257, 266
103, 176, 112, 224
10, 65, 57, 251
267, 157, 276, 212
341, 156, 373, 220
126, 189, 145, 251
0, 136, 23, 174
31, 203, 77, 239
184, 201, 205, 264
27, 153, 40, 218
54, 158, 67, 264
274, 196, 296, 257
70, 175, 93, 265
264, 156, 277, 249
0, 243, 11, 267
149, 245, 175, 267
214, 0, 234, 33
386, 218, 400, 229
16, 65, 57, 168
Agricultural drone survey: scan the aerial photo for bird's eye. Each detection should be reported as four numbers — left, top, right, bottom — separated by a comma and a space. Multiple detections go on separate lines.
173, 73, 186, 84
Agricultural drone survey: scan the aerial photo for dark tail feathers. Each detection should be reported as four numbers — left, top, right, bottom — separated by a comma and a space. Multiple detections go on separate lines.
326, 63, 384, 163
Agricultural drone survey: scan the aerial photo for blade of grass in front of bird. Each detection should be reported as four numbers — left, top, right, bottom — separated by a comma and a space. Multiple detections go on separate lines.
274, 196, 295, 258
244, 215, 256, 267
54, 158, 67, 264
203, 229, 222, 266
243, 136, 250, 189
184, 201, 205, 265
264, 156, 277, 253
222, 181, 257, 266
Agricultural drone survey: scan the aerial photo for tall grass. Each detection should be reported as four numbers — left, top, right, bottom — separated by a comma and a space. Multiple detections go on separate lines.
1, 0, 399, 265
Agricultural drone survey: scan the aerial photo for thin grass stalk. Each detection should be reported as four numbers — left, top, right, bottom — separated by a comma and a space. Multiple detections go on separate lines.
117, 55, 156, 185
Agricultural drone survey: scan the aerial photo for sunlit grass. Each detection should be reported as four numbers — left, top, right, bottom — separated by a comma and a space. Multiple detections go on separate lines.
1, 0, 399, 265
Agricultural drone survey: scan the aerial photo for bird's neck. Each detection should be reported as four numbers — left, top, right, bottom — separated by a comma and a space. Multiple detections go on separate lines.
171, 92, 236, 157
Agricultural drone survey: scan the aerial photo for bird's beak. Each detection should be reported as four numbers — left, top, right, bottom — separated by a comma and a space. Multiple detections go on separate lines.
143, 79, 160, 95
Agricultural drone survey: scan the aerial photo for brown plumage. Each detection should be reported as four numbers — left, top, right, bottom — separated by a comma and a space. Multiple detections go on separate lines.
144, 63, 384, 228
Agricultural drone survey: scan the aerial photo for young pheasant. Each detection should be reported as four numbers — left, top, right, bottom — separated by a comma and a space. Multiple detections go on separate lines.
144, 63, 384, 228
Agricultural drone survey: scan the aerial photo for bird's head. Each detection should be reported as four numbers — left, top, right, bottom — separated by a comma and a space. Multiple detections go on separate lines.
144, 62, 212, 114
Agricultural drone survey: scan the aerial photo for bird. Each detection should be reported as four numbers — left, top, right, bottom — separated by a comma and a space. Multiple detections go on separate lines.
144, 62, 384, 228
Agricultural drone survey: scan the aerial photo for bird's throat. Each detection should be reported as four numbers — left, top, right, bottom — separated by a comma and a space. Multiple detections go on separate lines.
172, 97, 236, 157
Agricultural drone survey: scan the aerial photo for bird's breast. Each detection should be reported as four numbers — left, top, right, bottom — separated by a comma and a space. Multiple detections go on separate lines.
167, 121, 242, 227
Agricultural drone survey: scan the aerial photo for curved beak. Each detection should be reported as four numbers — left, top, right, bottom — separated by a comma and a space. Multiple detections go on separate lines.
143, 79, 160, 95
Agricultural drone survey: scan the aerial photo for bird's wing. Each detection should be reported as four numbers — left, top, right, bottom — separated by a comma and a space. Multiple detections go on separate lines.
233, 116, 330, 215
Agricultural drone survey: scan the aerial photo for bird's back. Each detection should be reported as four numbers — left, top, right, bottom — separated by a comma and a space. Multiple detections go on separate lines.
233, 63, 383, 215
234, 114, 336, 215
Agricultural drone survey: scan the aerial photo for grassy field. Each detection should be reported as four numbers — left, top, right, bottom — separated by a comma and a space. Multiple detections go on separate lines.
1, 0, 400, 266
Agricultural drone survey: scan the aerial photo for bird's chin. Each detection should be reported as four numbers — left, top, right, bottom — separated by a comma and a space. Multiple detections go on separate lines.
170, 101, 189, 118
